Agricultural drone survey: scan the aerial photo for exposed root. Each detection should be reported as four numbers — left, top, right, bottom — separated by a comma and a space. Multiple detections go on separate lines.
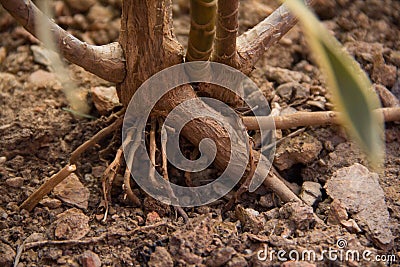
70, 116, 123, 163
101, 146, 124, 222
223, 140, 257, 212
21, 222, 174, 250
123, 166, 141, 206
159, 120, 189, 222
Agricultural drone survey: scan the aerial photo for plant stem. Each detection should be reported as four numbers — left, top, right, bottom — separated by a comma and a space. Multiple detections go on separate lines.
213, 0, 239, 67
186, 0, 217, 61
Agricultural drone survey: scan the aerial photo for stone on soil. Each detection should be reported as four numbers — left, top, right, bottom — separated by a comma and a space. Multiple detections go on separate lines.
53, 173, 89, 209
325, 163, 393, 250
274, 133, 323, 170
54, 208, 90, 240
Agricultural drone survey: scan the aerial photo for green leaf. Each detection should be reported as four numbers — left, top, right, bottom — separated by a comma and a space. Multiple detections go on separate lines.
282, 0, 384, 167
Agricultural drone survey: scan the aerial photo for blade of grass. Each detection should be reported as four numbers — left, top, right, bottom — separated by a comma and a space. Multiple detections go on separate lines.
282, 0, 384, 167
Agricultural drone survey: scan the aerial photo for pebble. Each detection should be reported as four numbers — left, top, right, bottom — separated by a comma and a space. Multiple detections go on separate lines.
28, 69, 58, 88
235, 205, 265, 234
90, 86, 120, 115
0, 156, 6, 164
81, 250, 101, 267
274, 133, 323, 171
146, 211, 161, 225
65, 0, 95, 12
227, 256, 247, 267
205, 247, 236, 267
5, 177, 24, 188
299, 181, 322, 206
54, 208, 90, 240
39, 198, 62, 209
279, 202, 316, 230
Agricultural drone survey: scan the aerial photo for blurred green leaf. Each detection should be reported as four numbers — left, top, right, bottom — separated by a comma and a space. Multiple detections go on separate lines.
283, 0, 384, 167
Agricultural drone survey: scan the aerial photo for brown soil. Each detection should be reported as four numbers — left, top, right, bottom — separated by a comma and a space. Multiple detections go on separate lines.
0, 0, 399, 266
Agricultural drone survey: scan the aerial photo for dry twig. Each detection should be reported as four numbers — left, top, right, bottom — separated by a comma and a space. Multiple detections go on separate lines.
242, 107, 400, 130
19, 165, 76, 211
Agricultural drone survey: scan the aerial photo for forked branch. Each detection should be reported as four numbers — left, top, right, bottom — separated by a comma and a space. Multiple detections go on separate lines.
237, 0, 315, 74
0, 0, 126, 83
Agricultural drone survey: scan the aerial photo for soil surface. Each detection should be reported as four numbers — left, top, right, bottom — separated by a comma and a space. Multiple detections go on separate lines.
0, 0, 399, 266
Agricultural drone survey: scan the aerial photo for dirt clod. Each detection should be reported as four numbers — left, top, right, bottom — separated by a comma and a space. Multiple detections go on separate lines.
274, 133, 323, 170
0, 241, 15, 267
54, 208, 90, 240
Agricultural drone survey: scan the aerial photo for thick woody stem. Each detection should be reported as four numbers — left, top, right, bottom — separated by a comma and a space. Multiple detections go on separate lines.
213, 0, 239, 67
242, 107, 400, 130
0, 0, 126, 83
237, 0, 315, 74
186, 0, 217, 61
118, 0, 183, 106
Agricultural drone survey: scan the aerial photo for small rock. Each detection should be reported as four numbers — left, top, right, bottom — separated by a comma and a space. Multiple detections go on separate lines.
31, 45, 61, 68
325, 163, 394, 250
81, 250, 101, 267
226, 255, 247, 267
372, 56, 397, 88
146, 211, 161, 225
327, 199, 348, 225
91, 166, 106, 178
5, 177, 24, 188
87, 4, 114, 24
374, 84, 400, 107
65, 0, 95, 12
266, 66, 311, 84
91, 86, 120, 115
28, 69, 58, 88
53, 173, 89, 209
279, 202, 315, 230
0, 156, 6, 164
299, 181, 322, 206
259, 194, 275, 209
54, 208, 90, 240
0, 72, 21, 92
274, 133, 323, 171
148, 247, 173, 267
240, 0, 273, 29
235, 205, 265, 234
0, 241, 16, 266
39, 198, 62, 209
205, 247, 236, 267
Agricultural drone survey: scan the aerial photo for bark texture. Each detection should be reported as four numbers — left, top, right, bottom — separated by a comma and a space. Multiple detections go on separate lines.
0, 0, 125, 83
118, 0, 184, 106
237, 0, 315, 74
